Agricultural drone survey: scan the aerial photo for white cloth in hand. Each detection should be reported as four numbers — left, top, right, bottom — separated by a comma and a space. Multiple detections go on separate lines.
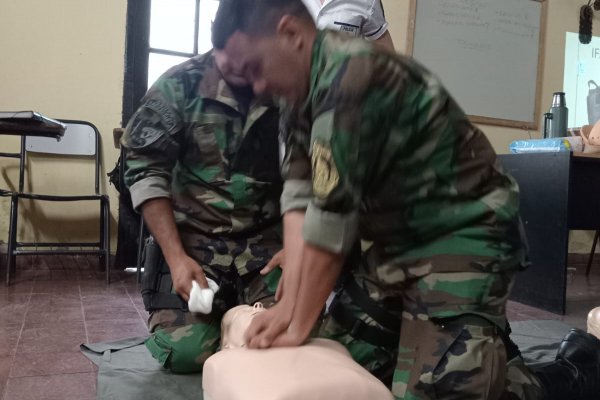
188, 279, 219, 314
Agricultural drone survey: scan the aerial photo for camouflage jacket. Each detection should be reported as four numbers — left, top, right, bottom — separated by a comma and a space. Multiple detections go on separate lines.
281, 31, 525, 272
122, 51, 282, 236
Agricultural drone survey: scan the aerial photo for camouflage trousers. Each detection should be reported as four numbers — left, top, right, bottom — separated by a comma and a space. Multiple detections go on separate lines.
318, 254, 545, 400
144, 229, 281, 374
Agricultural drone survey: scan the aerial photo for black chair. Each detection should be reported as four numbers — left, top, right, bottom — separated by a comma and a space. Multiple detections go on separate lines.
0, 145, 21, 197
5, 120, 110, 285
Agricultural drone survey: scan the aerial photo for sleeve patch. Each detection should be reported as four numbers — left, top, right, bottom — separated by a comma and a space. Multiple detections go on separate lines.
311, 141, 339, 198
125, 97, 179, 149
146, 98, 177, 131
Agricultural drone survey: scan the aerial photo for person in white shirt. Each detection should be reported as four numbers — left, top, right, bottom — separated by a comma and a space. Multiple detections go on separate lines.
302, 0, 394, 50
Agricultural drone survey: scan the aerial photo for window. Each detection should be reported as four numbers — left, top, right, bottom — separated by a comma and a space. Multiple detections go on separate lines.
148, 0, 220, 86
122, 0, 220, 125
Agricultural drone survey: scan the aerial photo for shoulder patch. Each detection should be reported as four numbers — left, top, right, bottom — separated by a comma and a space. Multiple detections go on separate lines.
312, 141, 339, 198
146, 98, 177, 131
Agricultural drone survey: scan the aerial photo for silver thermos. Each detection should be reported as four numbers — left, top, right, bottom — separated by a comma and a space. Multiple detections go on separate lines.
543, 92, 568, 138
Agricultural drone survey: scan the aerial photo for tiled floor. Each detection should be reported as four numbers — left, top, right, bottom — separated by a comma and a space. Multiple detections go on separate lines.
0, 254, 599, 400
0, 255, 149, 400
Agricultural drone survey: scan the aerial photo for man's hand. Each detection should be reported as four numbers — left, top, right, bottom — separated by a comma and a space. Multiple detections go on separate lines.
141, 198, 208, 302
261, 249, 285, 300
246, 243, 344, 349
244, 210, 344, 349
243, 295, 318, 348
260, 249, 285, 275
244, 299, 302, 348
170, 255, 209, 301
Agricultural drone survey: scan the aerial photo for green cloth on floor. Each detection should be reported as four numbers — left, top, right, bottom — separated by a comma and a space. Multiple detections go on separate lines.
80, 336, 202, 400
80, 320, 572, 400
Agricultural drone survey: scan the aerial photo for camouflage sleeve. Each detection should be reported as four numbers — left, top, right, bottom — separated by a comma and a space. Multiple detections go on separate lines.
303, 72, 390, 255
121, 77, 184, 211
280, 107, 313, 214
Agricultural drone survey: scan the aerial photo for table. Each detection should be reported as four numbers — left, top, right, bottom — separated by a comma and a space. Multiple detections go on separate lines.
0, 113, 66, 194
499, 152, 600, 314
0, 112, 65, 140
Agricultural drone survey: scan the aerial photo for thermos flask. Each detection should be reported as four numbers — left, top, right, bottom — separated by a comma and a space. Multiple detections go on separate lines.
543, 92, 568, 138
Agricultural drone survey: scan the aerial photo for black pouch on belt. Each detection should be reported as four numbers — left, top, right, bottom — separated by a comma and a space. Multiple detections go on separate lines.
140, 236, 188, 312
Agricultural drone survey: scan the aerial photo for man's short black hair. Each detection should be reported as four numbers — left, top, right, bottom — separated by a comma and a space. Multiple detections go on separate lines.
212, 0, 311, 49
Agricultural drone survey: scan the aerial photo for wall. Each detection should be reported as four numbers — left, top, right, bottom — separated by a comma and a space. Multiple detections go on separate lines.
0, 0, 597, 253
0, 0, 126, 249
383, 0, 600, 253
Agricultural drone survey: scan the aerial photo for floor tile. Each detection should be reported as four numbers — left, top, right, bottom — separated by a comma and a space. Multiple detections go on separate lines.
128, 292, 145, 307
80, 293, 133, 306
3, 372, 96, 400
10, 352, 92, 378
0, 293, 30, 307
42, 270, 83, 281
24, 306, 84, 328
31, 281, 81, 295
122, 281, 142, 294
0, 280, 33, 295
16, 269, 52, 282
0, 326, 22, 358
136, 308, 150, 322
0, 356, 12, 397
85, 318, 148, 343
0, 302, 29, 327
28, 293, 81, 308
17, 324, 87, 354
83, 305, 141, 322
78, 284, 128, 296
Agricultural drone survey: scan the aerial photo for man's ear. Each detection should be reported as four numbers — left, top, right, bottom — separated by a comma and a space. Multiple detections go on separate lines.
276, 15, 304, 50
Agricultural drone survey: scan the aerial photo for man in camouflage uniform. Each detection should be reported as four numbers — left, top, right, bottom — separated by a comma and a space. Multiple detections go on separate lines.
121, 49, 282, 373
211, 0, 600, 399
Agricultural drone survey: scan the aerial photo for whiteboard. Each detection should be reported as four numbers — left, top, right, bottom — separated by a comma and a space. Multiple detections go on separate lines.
409, 0, 546, 129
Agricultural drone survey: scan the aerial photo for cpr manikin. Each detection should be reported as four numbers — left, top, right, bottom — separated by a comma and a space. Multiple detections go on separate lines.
202, 303, 393, 400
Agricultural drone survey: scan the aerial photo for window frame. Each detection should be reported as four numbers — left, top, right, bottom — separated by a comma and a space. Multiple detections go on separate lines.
122, 0, 150, 126
121, 0, 207, 126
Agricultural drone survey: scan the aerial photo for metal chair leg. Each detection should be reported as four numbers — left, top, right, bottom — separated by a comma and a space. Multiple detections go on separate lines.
6, 195, 19, 286
136, 217, 145, 284
586, 230, 599, 276
103, 198, 111, 284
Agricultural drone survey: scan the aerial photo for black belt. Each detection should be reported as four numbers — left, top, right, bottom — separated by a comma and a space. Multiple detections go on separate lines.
330, 299, 399, 348
329, 276, 401, 348
344, 277, 401, 333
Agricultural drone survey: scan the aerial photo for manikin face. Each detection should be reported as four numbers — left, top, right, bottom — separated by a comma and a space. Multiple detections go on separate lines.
221, 19, 313, 106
